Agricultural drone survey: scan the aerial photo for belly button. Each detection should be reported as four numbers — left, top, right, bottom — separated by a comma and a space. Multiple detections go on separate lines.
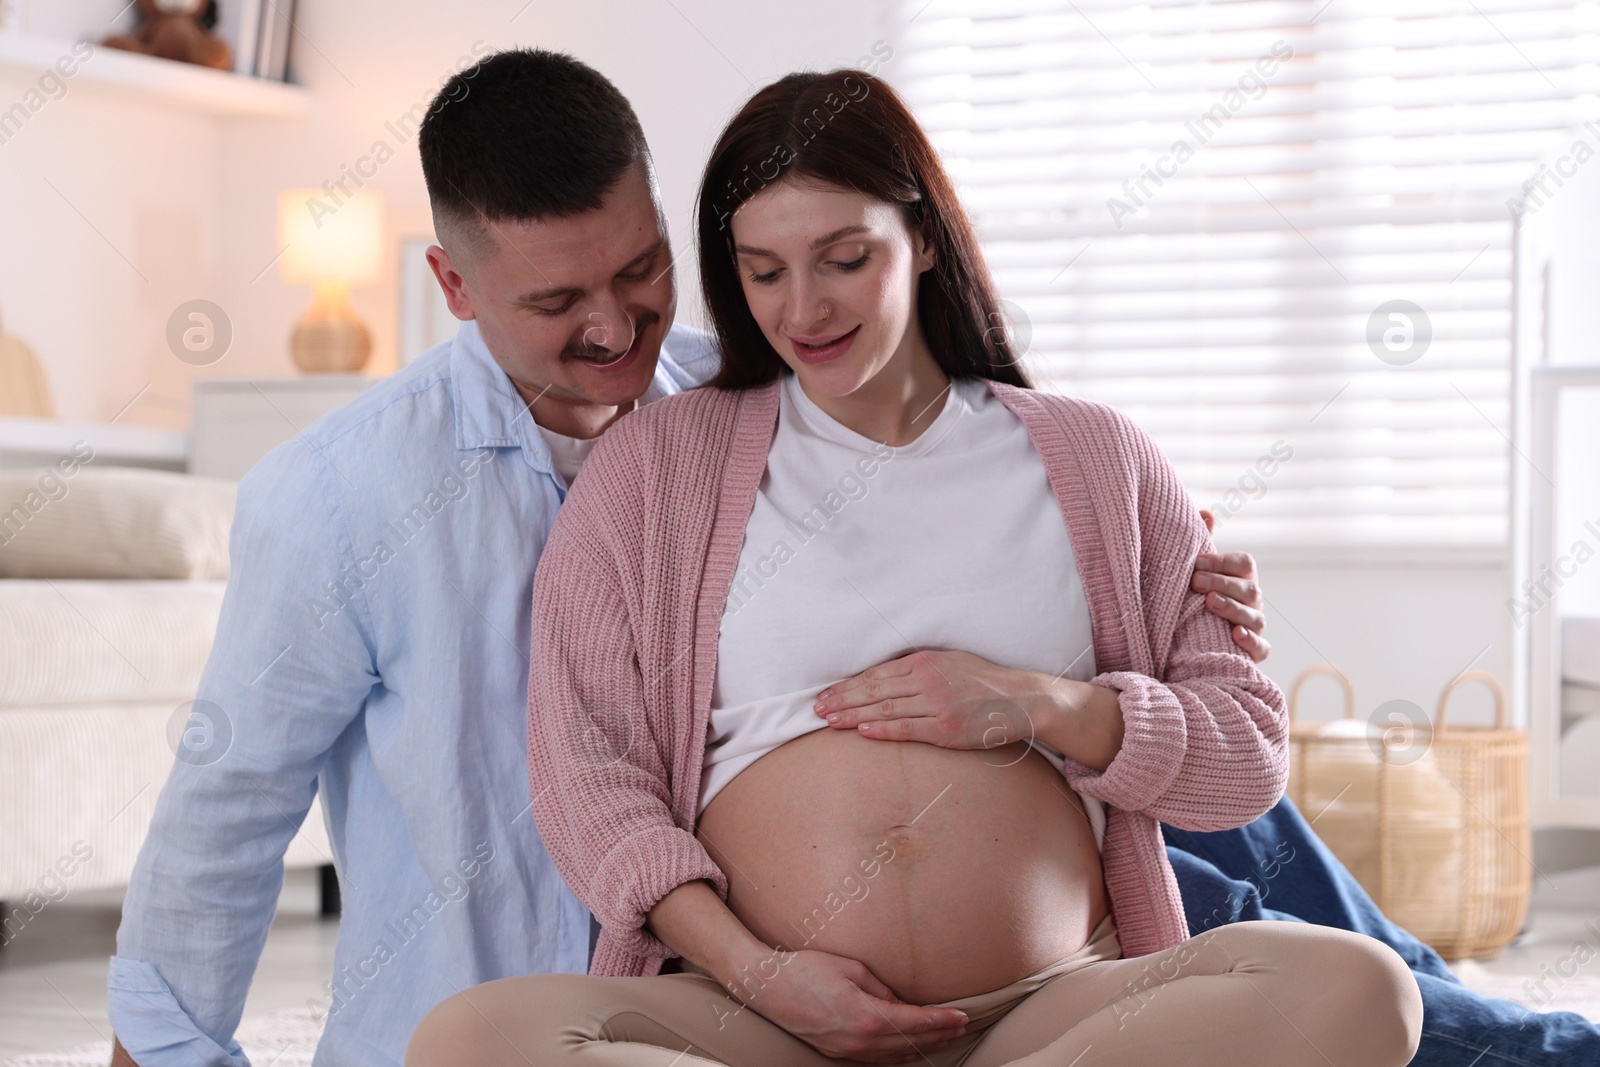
883, 823, 920, 853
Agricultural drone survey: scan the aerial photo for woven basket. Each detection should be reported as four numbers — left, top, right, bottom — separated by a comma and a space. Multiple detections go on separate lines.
1287, 666, 1532, 960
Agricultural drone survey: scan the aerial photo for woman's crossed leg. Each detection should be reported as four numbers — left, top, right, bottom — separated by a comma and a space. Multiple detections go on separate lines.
965, 920, 1422, 1066
405, 920, 1421, 1066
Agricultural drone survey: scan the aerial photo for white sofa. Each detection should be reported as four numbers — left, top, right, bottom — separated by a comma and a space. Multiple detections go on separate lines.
0, 463, 333, 930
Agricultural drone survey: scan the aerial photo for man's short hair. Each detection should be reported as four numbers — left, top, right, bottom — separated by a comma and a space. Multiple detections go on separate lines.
418, 48, 650, 254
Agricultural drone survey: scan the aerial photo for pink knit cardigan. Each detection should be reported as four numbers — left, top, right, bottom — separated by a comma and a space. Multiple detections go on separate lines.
527, 377, 1289, 979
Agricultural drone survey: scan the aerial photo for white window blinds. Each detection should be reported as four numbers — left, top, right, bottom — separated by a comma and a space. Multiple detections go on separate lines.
892, 0, 1600, 561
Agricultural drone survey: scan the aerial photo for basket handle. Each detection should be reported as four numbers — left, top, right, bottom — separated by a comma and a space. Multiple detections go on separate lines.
1288, 663, 1356, 725
1436, 669, 1508, 731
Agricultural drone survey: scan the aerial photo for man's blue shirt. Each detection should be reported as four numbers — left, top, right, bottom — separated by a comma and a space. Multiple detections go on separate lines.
109, 319, 718, 1067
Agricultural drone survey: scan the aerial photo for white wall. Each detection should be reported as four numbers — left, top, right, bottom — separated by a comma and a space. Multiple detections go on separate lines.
0, 0, 221, 427
1254, 559, 1510, 723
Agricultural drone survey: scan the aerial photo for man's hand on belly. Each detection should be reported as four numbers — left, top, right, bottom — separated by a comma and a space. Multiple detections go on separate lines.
810, 649, 1125, 771
1196, 509, 1270, 662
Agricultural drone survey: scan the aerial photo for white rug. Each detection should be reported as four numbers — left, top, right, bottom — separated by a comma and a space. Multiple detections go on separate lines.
6, 966, 1599, 1066
1, 1010, 323, 1067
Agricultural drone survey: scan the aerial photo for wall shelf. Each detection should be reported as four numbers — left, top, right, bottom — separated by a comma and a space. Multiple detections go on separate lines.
0, 31, 309, 117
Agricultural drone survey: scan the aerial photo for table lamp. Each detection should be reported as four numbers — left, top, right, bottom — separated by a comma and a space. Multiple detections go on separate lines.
277, 189, 383, 373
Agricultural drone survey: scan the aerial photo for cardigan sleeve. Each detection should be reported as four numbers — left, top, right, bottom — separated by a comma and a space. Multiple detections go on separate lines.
1062, 411, 1290, 832
526, 466, 729, 962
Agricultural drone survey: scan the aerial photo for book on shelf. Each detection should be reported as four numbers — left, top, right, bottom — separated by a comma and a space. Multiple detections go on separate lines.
219, 0, 297, 82
254, 0, 297, 83
226, 0, 264, 77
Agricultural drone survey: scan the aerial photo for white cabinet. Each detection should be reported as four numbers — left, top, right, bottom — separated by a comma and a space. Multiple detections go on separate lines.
190, 377, 376, 481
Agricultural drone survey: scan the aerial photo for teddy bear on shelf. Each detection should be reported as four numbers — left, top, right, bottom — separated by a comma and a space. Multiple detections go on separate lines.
102, 0, 232, 71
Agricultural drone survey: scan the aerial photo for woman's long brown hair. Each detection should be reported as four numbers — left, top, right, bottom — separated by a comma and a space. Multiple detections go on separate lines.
695, 70, 1033, 391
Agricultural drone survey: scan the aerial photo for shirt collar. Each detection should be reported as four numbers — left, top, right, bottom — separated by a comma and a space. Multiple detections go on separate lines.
450, 319, 541, 455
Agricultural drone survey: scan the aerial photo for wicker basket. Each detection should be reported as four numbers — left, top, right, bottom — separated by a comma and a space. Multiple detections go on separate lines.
1287, 665, 1532, 960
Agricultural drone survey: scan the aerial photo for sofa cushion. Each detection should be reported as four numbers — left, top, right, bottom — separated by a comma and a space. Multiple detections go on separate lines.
0, 579, 226, 707
0, 467, 233, 580
0, 700, 333, 898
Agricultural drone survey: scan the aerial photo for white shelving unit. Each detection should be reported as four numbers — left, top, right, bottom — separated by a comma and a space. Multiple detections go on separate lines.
1510, 126, 1600, 830
0, 31, 308, 117
1525, 367, 1600, 828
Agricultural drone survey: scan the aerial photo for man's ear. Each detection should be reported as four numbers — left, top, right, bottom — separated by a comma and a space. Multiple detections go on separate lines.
425, 243, 477, 322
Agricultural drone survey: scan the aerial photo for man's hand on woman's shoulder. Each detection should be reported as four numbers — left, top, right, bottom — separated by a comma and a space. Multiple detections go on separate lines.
1195, 509, 1270, 663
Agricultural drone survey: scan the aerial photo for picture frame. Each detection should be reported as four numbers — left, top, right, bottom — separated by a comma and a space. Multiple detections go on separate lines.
398, 236, 456, 368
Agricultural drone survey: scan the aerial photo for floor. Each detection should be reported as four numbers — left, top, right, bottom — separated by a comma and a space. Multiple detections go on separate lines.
0, 869, 338, 1061
2, 866, 1599, 1061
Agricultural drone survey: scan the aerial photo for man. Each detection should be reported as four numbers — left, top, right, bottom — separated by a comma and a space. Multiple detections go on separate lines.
108, 48, 1594, 1067
109, 50, 713, 1067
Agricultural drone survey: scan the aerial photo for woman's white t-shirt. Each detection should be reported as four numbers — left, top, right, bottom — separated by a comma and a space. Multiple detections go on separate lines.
702, 372, 1107, 851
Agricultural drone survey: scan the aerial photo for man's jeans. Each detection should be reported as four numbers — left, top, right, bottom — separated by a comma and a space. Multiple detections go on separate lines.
1163, 796, 1600, 1066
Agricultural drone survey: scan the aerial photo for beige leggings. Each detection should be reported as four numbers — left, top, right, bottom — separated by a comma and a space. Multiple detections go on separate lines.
406, 916, 1422, 1066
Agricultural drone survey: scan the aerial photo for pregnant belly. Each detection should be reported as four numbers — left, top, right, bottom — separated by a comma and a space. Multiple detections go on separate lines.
694, 727, 1109, 1004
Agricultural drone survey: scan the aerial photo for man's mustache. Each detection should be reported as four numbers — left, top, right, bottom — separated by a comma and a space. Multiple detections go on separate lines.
564, 309, 660, 361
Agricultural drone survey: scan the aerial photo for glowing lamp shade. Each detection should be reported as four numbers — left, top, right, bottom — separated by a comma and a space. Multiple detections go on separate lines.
276, 189, 384, 372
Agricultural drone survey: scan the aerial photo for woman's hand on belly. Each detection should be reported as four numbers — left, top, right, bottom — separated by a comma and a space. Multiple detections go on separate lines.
811, 649, 1126, 771
722, 946, 970, 1064
645, 877, 970, 1062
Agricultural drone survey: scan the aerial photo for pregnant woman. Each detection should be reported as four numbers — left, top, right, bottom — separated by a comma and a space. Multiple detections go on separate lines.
408, 70, 1422, 1066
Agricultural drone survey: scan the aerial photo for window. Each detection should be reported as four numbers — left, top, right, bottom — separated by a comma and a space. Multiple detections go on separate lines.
894, 0, 1600, 560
